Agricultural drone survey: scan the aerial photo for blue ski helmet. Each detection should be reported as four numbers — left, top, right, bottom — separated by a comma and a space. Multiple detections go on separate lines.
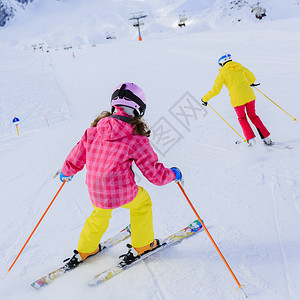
218, 53, 232, 67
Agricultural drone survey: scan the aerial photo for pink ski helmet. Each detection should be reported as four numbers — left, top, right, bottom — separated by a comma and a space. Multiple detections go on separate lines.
111, 82, 146, 117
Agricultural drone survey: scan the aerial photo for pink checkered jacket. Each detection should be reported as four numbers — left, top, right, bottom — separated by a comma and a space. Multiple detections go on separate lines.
61, 112, 175, 209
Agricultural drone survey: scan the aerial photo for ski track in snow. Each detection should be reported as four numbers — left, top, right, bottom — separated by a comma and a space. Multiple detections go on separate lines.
269, 170, 300, 300
270, 176, 291, 299
142, 261, 166, 300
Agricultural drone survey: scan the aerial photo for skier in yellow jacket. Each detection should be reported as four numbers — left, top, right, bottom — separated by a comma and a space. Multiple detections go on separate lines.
201, 53, 273, 146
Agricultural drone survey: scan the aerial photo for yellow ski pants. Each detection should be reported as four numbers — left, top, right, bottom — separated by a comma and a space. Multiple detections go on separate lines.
77, 186, 154, 253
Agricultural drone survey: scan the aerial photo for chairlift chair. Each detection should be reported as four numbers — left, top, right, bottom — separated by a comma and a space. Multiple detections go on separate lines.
178, 18, 187, 27
178, 15, 187, 27
251, 6, 266, 20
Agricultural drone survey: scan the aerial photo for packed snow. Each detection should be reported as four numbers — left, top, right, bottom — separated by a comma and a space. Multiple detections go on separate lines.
0, 1, 299, 300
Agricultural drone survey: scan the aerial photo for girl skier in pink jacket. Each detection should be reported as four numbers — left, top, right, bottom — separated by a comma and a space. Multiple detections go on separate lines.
60, 83, 182, 269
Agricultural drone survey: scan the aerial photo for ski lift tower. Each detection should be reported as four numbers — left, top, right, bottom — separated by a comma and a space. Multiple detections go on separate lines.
129, 12, 147, 41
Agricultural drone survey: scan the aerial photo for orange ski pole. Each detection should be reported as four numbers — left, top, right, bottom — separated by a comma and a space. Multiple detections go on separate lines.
176, 182, 248, 298
2, 181, 66, 278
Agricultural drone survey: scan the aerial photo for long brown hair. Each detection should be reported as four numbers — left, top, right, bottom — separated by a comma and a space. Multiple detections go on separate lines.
91, 111, 151, 137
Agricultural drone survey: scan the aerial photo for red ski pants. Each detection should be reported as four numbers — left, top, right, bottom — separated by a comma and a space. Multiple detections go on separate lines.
234, 100, 270, 141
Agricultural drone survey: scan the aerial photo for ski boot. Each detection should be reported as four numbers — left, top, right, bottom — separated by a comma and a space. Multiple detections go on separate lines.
263, 136, 274, 146
63, 245, 101, 271
118, 239, 160, 267
247, 137, 256, 147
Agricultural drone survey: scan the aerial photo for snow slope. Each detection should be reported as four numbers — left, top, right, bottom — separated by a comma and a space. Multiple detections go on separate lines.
1, 0, 300, 48
0, 1, 300, 300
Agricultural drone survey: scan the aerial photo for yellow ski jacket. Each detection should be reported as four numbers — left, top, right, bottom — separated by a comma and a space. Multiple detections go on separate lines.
202, 61, 256, 107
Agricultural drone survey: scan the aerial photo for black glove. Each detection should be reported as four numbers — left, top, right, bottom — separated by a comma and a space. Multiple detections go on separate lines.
201, 99, 207, 106
250, 83, 260, 87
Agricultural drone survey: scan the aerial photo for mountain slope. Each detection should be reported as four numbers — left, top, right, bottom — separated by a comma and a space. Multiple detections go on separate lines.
0, 0, 300, 47
0, 0, 33, 26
